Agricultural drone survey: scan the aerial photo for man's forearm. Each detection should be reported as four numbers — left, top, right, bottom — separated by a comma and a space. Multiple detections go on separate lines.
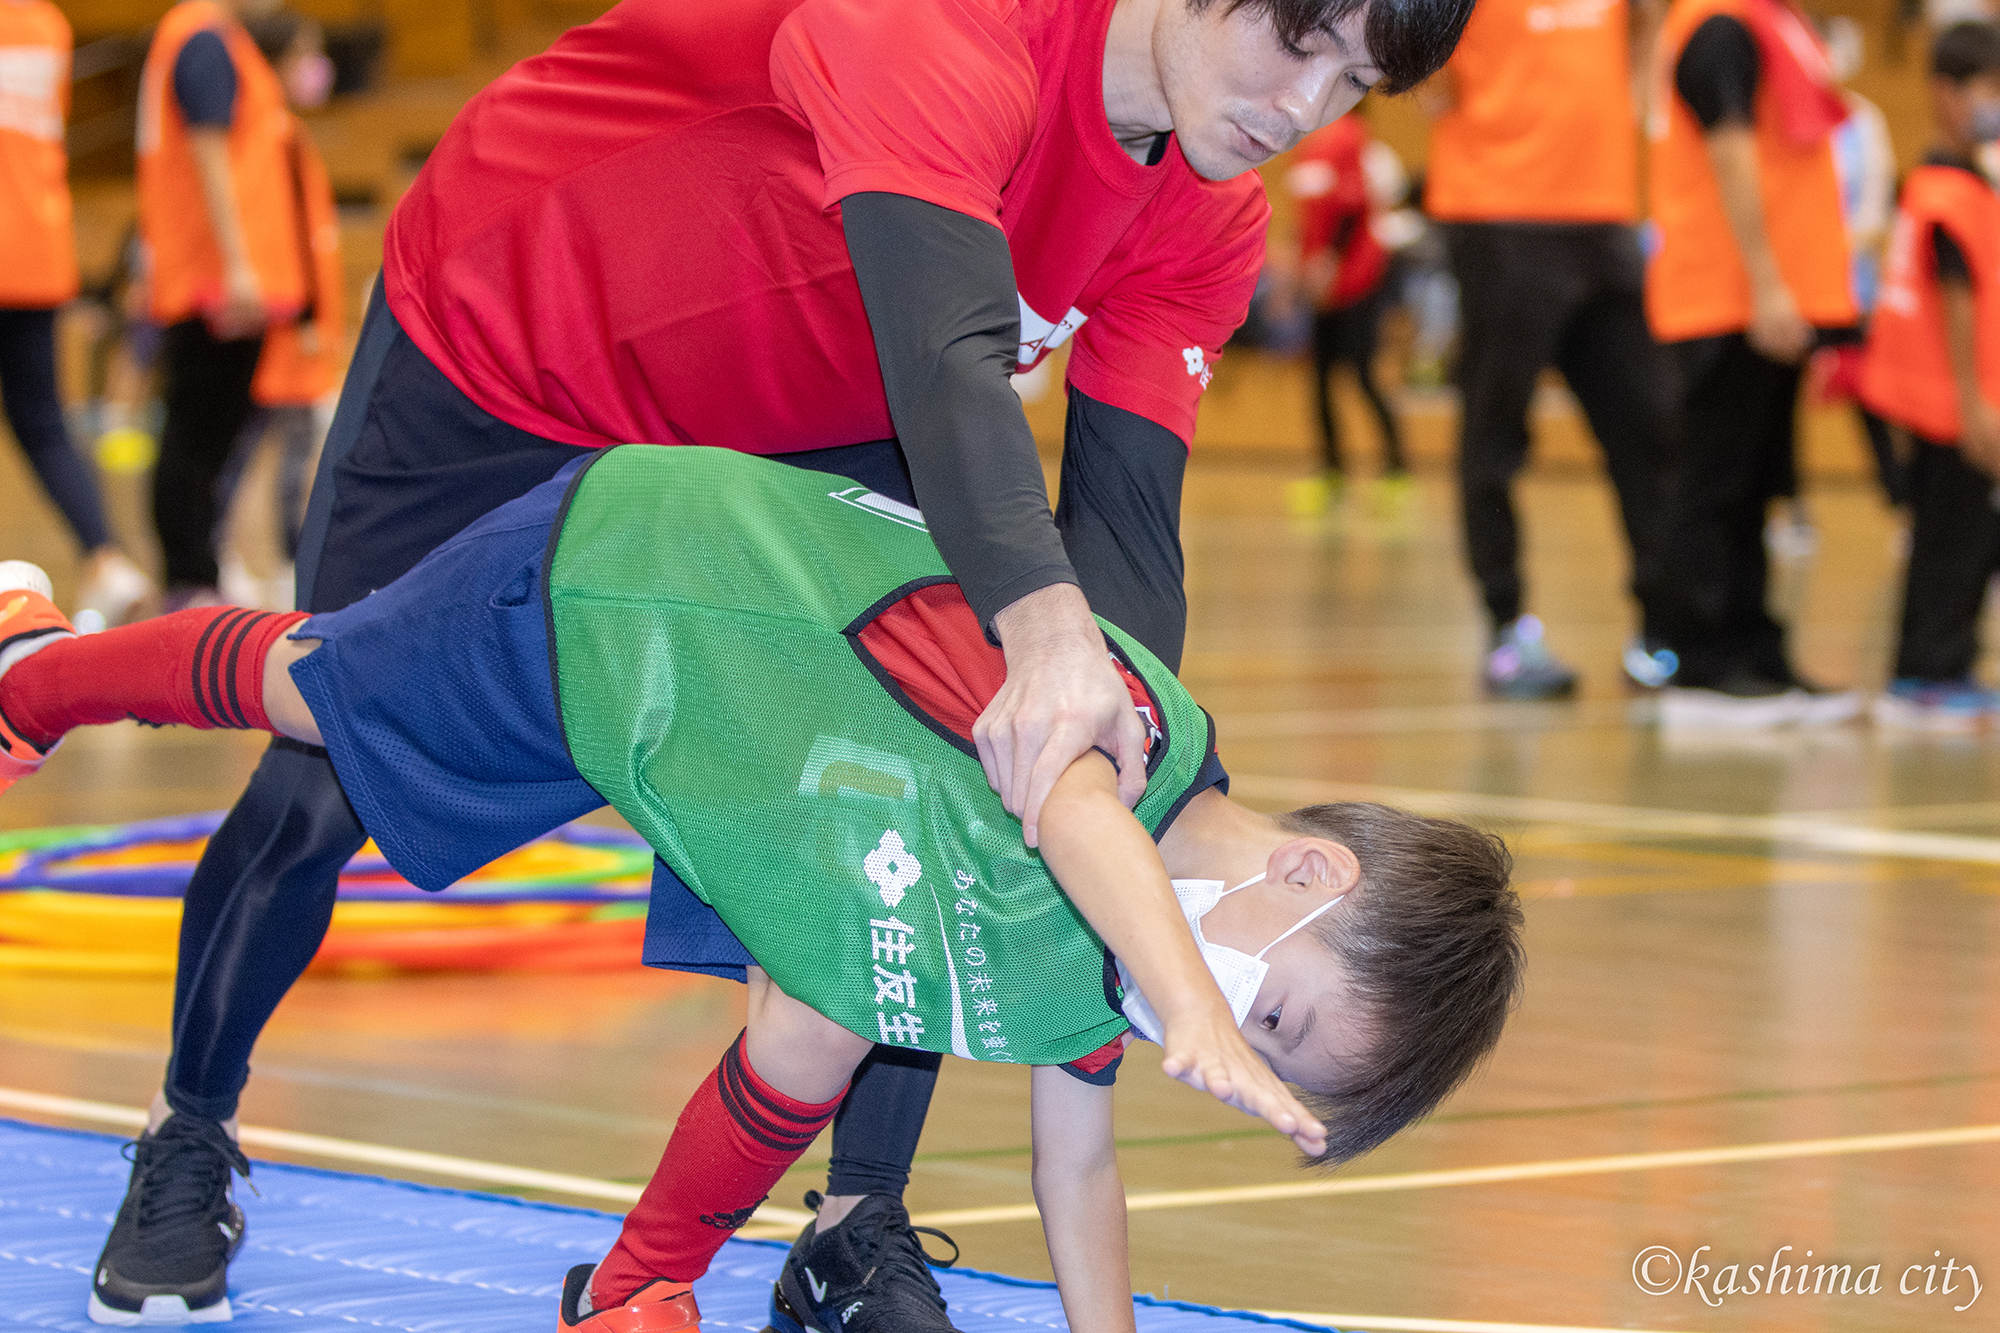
188, 128, 254, 278
1053, 388, 1189, 668
842, 192, 1078, 629
1704, 125, 1786, 300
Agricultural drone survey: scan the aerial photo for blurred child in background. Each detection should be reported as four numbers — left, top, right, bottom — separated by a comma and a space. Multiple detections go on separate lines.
0, 0, 155, 629
1860, 21, 2000, 728
137, 0, 305, 609
221, 10, 341, 608
1283, 112, 1409, 518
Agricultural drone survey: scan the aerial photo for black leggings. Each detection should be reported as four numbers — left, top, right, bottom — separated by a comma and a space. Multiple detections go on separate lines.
1309, 291, 1404, 476
0, 307, 111, 552
166, 284, 944, 1198
155, 319, 264, 590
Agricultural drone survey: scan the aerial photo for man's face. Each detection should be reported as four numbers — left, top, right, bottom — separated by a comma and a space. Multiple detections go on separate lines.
1156, 1, 1383, 180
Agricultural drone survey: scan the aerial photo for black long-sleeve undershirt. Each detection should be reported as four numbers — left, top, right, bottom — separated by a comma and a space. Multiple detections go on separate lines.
841, 191, 1190, 668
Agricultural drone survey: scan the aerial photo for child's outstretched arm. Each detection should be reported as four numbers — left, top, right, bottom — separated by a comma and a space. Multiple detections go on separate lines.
1030, 1064, 1133, 1333
1037, 753, 1327, 1156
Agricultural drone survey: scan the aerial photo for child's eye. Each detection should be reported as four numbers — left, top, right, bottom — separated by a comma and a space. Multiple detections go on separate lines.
1261, 1006, 1283, 1031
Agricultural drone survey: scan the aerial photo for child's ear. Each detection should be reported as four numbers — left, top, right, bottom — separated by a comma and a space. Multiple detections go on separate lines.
1268, 837, 1360, 895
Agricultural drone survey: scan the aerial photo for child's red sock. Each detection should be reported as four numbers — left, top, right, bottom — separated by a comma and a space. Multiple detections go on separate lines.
592, 1033, 845, 1307
0, 607, 310, 748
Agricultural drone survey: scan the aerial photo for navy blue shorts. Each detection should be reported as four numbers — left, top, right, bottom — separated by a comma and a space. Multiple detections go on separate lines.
289, 459, 596, 891
288, 457, 757, 979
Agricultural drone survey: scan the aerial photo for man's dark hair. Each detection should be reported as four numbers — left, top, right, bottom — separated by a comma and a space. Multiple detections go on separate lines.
1193, 0, 1474, 95
1275, 802, 1522, 1166
1932, 20, 2000, 83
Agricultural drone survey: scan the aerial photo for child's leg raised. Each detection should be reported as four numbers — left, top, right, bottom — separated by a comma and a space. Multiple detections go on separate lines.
578, 973, 871, 1324
0, 600, 321, 755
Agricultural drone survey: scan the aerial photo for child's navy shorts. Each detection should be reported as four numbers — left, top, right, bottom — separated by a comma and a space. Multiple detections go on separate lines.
288, 458, 598, 893
289, 456, 757, 979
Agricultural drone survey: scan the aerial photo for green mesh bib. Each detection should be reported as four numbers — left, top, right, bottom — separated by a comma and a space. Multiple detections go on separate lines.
546, 446, 1213, 1065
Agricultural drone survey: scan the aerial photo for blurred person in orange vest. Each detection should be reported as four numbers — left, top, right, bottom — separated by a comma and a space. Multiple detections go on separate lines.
136, 0, 304, 609
1282, 113, 1409, 517
220, 10, 339, 605
0, 0, 155, 626
1645, 0, 1861, 725
1422, 0, 1681, 701
1860, 22, 2000, 729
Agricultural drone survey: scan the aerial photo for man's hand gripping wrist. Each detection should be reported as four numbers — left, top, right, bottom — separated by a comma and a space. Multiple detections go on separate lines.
974, 583, 1149, 847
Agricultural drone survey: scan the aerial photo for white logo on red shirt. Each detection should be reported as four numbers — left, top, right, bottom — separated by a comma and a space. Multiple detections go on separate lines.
1182, 346, 1212, 389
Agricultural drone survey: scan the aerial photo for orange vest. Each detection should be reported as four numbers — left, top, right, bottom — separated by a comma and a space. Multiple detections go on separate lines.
1426, 0, 1637, 223
1644, 0, 1855, 341
253, 119, 344, 405
136, 0, 303, 326
1860, 166, 2000, 444
0, 0, 78, 306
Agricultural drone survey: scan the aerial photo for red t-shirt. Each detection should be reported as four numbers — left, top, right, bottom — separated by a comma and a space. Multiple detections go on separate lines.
384, 0, 1268, 454
1287, 116, 1389, 309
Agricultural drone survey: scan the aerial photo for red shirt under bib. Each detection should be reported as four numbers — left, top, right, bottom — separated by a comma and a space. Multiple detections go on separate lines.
384, 0, 1267, 454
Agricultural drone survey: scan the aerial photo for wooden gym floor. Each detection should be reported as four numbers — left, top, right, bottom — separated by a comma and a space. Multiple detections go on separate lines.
3, 406, 1997, 1333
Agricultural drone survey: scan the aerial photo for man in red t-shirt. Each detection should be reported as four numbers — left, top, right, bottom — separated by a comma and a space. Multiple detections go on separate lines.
88, 0, 1475, 1325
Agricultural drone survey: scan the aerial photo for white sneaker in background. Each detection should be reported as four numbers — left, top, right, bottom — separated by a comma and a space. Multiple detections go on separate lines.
74, 551, 155, 633
1659, 683, 1808, 729
218, 557, 264, 610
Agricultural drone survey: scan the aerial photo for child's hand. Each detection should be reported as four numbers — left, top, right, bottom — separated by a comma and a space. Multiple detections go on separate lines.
1158, 1007, 1328, 1157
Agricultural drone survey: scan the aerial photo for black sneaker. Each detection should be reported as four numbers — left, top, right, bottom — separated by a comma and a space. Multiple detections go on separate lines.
87, 1115, 250, 1325
764, 1192, 964, 1333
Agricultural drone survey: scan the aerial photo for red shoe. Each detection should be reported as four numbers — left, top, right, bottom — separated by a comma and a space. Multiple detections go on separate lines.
559, 1264, 700, 1333
0, 562, 73, 791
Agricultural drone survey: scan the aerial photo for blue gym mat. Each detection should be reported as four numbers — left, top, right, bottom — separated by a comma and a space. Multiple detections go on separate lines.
0, 1118, 1333, 1333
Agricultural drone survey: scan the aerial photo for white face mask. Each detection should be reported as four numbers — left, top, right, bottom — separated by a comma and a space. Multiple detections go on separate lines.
1118, 873, 1345, 1044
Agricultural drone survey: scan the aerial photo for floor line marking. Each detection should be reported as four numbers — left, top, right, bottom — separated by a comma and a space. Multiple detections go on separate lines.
10, 1103, 1995, 1237
0, 1086, 818, 1226
904, 1122, 2000, 1227
1251, 1312, 1684, 1333
1229, 776, 2000, 865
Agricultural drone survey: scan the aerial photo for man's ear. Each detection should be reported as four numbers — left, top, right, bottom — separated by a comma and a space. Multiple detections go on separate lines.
1267, 837, 1360, 896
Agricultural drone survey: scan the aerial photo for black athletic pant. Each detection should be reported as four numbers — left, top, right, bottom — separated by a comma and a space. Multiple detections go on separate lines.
1655, 332, 1803, 688
156, 319, 264, 590
1894, 436, 2000, 682
0, 307, 112, 552
1442, 222, 1678, 633
1310, 290, 1405, 476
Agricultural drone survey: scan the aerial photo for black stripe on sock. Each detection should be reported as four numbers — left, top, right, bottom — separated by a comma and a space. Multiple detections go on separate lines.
724, 1037, 839, 1132
717, 1040, 834, 1153
200, 610, 259, 730
215, 611, 272, 728
186, 610, 241, 728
